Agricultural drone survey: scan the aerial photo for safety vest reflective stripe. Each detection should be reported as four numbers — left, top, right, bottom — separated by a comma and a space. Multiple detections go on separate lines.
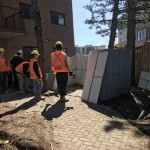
0, 57, 7, 72
53, 53, 65, 67
51, 51, 68, 73
29, 59, 42, 79
15, 62, 29, 74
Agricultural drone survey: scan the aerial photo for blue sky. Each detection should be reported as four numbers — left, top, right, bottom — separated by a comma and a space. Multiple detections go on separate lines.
72, 0, 110, 47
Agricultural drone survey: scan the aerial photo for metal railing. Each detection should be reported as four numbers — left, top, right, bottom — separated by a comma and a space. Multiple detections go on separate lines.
0, 5, 25, 30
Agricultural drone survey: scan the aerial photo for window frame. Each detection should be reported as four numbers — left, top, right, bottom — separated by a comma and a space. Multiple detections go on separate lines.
137, 28, 147, 42
50, 11, 65, 26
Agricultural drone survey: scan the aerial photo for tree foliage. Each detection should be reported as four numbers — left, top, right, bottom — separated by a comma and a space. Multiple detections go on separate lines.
84, 0, 126, 37
84, 0, 150, 37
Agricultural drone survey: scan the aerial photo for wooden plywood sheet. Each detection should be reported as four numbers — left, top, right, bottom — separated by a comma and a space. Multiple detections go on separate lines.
88, 78, 103, 104
82, 52, 99, 101
82, 50, 108, 104
95, 51, 108, 77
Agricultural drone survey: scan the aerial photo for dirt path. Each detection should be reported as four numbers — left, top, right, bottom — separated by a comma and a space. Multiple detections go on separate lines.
0, 90, 149, 150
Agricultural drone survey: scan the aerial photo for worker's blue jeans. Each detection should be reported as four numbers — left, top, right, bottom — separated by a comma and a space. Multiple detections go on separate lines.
0, 72, 8, 92
33, 79, 43, 96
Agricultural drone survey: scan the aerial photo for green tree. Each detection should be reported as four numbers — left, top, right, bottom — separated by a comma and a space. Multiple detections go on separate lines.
84, 0, 126, 48
85, 0, 150, 48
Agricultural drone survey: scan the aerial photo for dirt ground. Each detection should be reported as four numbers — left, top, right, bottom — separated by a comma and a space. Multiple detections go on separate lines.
103, 86, 150, 136
0, 91, 60, 150
0, 85, 150, 150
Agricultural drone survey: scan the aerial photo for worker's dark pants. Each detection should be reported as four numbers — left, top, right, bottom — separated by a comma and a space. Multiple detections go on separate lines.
0, 72, 8, 92
56, 72, 68, 97
13, 71, 19, 90
8, 71, 13, 88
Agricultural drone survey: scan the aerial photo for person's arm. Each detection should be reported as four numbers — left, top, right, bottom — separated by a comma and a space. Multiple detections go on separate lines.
33, 61, 41, 79
23, 63, 30, 78
64, 54, 70, 72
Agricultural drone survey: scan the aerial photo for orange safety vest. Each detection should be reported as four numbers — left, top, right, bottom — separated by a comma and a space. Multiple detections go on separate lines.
29, 58, 42, 79
51, 51, 68, 73
0, 57, 7, 72
15, 61, 29, 74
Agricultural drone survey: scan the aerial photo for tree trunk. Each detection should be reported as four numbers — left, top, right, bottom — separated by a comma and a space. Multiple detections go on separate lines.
108, 0, 120, 49
31, 0, 47, 92
127, 0, 136, 85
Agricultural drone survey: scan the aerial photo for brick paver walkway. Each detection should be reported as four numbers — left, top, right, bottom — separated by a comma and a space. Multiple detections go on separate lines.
43, 91, 149, 150
0, 89, 149, 150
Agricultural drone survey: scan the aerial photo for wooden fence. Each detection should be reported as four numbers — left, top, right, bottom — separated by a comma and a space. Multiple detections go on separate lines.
135, 43, 150, 84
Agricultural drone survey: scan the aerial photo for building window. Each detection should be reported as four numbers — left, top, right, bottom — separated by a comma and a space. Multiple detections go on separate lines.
51, 11, 65, 26
20, 3, 33, 20
137, 29, 147, 42
87, 47, 91, 51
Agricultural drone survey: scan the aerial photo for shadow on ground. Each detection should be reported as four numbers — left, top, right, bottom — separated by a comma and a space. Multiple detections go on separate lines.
104, 120, 125, 132
67, 84, 83, 94
0, 98, 39, 118
129, 120, 150, 136
0, 130, 44, 150
84, 101, 123, 119
0, 90, 33, 103
41, 101, 73, 121
83, 86, 150, 139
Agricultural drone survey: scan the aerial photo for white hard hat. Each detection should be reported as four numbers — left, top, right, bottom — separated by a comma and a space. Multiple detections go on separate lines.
17, 50, 23, 54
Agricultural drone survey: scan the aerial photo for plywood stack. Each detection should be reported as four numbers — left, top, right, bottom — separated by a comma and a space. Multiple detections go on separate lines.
82, 50, 108, 104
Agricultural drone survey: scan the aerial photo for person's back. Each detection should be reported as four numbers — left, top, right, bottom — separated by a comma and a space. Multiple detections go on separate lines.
51, 41, 70, 102
10, 55, 24, 71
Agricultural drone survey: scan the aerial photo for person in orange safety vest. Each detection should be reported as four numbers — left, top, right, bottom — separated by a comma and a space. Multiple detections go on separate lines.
51, 41, 70, 102
0, 48, 8, 93
29, 50, 45, 100
13, 50, 30, 94
7, 59, 13, 88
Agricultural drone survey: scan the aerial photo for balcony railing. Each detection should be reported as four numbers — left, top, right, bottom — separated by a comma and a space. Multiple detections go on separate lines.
0, 5, 25, 30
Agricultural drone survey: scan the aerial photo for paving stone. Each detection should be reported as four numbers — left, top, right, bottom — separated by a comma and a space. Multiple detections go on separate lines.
78, 144, 87, 150
75, 141, 82, 147
86, 145, 99, 150
94, 141, 101, 147
114, 141, 121, 148
99, 145, 106, 150
83, 141, 94, 146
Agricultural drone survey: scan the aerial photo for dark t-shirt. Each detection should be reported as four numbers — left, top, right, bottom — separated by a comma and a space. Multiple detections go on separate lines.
23, 63, 30, 78
33, 61, 41, 79
10, 56, 24, 71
